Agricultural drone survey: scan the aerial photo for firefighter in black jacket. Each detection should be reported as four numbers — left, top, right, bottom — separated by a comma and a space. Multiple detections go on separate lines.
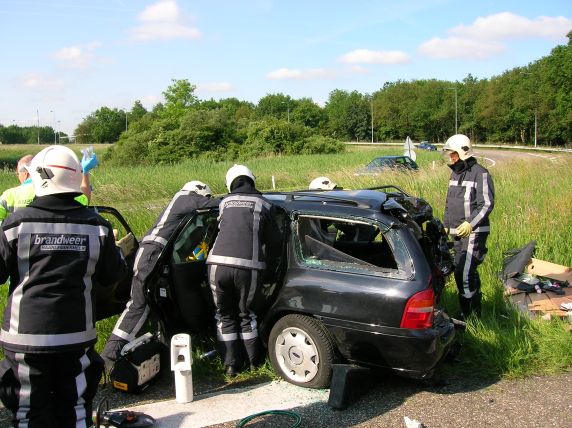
443, 134, 495, 318
102, 181, 218, 364
207, 165, 277, 377
0, 145, 128, 428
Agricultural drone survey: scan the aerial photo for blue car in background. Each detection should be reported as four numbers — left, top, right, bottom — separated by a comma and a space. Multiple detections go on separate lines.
418, 141, 437, 151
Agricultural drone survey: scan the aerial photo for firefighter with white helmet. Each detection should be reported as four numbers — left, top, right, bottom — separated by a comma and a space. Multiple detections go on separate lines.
102, 179, 218, 364
0, 145, 128, 427
442, 134, 495, 318
309, 176, 338, 191
0, 147, 97, 224
207, 164, 280, 376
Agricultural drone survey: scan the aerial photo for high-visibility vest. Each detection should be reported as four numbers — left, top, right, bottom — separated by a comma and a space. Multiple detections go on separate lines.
0, 179, 88, 222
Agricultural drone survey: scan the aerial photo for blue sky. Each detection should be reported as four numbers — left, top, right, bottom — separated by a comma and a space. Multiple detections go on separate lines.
1, 0, 571, 135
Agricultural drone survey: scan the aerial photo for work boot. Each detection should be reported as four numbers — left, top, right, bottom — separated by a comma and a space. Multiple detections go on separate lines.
225, 365, 237, 377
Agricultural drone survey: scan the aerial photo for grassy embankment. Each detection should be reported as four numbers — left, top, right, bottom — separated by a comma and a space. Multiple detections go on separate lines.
0, 144, 571, 380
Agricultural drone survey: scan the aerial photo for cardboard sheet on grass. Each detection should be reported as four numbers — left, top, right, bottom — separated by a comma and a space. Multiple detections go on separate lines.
501, 240, 572, 319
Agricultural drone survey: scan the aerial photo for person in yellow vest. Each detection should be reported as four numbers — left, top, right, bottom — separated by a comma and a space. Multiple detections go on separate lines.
0, 150, 97, 223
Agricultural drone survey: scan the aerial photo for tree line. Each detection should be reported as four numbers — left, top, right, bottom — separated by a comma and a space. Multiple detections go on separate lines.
2, 32, 570, 163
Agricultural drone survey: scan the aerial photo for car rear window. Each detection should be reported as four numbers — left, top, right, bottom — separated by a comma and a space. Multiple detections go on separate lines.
294, 215, 411, 279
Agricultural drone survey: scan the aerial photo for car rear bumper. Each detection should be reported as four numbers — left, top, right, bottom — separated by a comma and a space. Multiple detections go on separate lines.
321, 310, 455, 378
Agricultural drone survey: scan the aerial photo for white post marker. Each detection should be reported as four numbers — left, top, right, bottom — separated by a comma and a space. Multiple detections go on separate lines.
171, 333, 193, 403
272, 175, 276, 190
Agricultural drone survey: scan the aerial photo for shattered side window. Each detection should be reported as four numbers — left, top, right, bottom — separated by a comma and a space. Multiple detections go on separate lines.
294, 216, 411, 279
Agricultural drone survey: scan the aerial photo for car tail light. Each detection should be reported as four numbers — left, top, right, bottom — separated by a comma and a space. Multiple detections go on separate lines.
400, 288, 435, 329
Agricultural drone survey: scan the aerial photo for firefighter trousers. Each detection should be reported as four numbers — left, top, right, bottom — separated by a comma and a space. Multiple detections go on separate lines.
0, 347, 103, 428
103, 243, 160, 361
208, 264, 261, 367
453, 232, 489, 317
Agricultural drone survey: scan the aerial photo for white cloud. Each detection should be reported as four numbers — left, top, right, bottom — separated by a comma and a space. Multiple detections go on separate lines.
53, 42, 102, 69
139, 0, 179, 22
450, 12, 572, 40
19, 73, 65, 91
196, 82, 235, 93
419, 12, 572, 60
267, 67, 332, 80
419, 37, 505, 59
339, 49, 410, 64
131, 0, 201, 41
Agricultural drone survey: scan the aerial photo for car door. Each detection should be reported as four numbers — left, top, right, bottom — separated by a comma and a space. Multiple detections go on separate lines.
92, 206, 139, 321
145, 209, 219, 338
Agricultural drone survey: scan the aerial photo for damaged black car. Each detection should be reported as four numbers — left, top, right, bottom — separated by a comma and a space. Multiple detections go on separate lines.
95, 186, 456, 389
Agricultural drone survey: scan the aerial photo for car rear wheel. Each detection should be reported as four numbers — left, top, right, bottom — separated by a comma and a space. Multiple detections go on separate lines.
269, 314, 336, 388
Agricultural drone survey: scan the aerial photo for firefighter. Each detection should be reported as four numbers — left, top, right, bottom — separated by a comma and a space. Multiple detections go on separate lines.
0, 150, 98, 224
102, 180, 218, 364
442, 134, 495, 318
207, 165, 278, 376
0, 145, 128, 428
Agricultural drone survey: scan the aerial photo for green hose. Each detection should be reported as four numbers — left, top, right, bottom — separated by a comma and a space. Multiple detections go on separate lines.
236, 409, 302, 427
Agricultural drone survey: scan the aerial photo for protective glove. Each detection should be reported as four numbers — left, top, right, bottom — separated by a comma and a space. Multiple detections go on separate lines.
456, 221, 473, 238
102, 338, 128, 366
80, 146, 99, 174
115, 232, 135, 258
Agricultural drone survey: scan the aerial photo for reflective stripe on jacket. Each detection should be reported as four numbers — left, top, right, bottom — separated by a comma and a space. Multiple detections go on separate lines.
0, 196, 128, 353
443, 161, 495, 235
207, 194, 273, 270
140, 191, 219, 247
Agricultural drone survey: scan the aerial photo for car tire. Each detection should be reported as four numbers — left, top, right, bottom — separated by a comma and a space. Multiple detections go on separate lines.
269, 314, 336, 388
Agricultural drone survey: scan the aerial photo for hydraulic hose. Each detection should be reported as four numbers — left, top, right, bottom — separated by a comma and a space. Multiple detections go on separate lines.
236, 409, 302, 427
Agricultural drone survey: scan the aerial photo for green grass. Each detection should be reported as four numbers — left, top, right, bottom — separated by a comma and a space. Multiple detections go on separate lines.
0, 144, 571, 380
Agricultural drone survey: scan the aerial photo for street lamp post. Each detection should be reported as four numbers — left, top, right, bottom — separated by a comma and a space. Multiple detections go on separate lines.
521, 72, 538, 148
449, 86, 458, 134
36, 109, 40, 144
57, 120, 61, 144
533, 110, 537, 148
50, 110, 57, 144
282, 100, 290, 123
370, 96, 374, 143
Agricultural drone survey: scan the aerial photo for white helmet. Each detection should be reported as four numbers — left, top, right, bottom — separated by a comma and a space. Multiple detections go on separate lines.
443, 134, 474, 161
30, 145, 82, 197
309, 176, 337, 191
182, 180, 212, 197
225, 164, 255, 192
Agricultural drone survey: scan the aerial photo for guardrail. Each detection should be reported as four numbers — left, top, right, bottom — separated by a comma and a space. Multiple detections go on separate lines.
345, 142, 572, 153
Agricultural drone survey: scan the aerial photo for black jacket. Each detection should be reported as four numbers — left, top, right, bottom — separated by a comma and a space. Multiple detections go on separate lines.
141, 191, 219, 247
443, 158, 495, 235
207, 181, 276, 270
0, 195, 128, 353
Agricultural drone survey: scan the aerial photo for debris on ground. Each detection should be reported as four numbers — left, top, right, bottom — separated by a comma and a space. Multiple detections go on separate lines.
404, 416, 425, 428
501, 241, 572, 320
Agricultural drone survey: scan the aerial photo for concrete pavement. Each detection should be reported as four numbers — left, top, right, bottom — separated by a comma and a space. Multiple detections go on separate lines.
105, 380, 328, 427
